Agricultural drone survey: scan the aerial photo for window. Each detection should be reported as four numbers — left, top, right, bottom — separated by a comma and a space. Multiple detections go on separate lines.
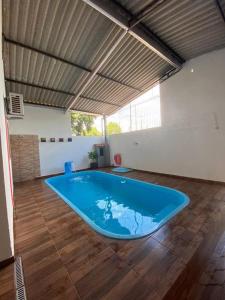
107, 85, 161, 134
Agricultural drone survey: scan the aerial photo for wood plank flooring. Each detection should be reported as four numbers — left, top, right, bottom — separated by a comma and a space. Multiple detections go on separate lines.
1, 169, 225, 299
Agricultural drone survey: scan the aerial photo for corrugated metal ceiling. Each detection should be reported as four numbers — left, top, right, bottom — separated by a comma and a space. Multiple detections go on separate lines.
3, 0, 225, 115
118, 0, 225, 59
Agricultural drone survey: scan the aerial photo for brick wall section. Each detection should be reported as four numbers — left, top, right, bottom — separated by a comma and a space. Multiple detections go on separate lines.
10, 135, 40, 182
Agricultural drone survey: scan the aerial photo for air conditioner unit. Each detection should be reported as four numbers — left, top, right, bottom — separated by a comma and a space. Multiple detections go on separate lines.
8, 93, 24, 118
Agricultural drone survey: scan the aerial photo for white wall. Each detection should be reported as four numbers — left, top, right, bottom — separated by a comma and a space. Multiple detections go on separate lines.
109, 48, 225, 182
40, 136, 103, 176
9, 104, 72, 138
9, 104, 104, 176
0, 0, 14, 262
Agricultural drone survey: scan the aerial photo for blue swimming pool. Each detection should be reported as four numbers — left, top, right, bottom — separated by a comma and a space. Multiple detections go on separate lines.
45, 171, 189, 239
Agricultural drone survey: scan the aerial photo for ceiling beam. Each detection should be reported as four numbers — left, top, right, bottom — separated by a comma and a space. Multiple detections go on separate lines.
79, 95, 121, 107
82, 0, 184, 68
129, 0, 167, 28
4, 37, 141, 92
215, 0, 225, 23
21, 101, 103, 115
5, 78, 121, 108
66, 30, 127, 111
5, 78, 75, 96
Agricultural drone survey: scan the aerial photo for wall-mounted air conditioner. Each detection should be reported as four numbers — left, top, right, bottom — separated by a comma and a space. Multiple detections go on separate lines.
7, 93, 24, 118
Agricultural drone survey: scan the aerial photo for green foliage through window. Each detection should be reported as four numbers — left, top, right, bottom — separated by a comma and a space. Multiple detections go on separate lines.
85, 127, 101, 136
107, 122, 121, 135
71, 112, 98, 136
71, 112, 102, 136
71, 112, 122, 136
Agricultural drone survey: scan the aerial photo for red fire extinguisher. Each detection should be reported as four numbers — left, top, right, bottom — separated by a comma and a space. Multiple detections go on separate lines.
114, 153, 122, 166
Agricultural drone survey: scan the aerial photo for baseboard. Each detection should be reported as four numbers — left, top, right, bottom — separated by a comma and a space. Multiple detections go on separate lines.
0, 256, 14, 269
129, 168, 225, 185
37, 167, 92, 179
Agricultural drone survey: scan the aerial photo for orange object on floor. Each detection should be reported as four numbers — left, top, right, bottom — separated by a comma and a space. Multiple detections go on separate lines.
114, 153, 122, 166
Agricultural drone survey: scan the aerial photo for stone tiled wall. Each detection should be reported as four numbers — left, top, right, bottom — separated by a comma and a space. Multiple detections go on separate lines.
10, 135, 40, 182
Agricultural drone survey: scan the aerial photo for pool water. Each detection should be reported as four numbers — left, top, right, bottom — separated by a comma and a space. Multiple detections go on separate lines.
45, 171, 189, 239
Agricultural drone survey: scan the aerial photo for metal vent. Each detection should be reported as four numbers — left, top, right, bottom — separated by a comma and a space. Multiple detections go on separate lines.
14, 257, 27, 300
16, 287, 27, 300
8, 92, 24, 116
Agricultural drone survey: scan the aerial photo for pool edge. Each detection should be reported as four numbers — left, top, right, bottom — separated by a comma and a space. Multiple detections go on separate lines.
45, 171, 190, 240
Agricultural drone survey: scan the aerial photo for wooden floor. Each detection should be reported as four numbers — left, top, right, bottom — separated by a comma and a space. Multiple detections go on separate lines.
1, 169, 225, 300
